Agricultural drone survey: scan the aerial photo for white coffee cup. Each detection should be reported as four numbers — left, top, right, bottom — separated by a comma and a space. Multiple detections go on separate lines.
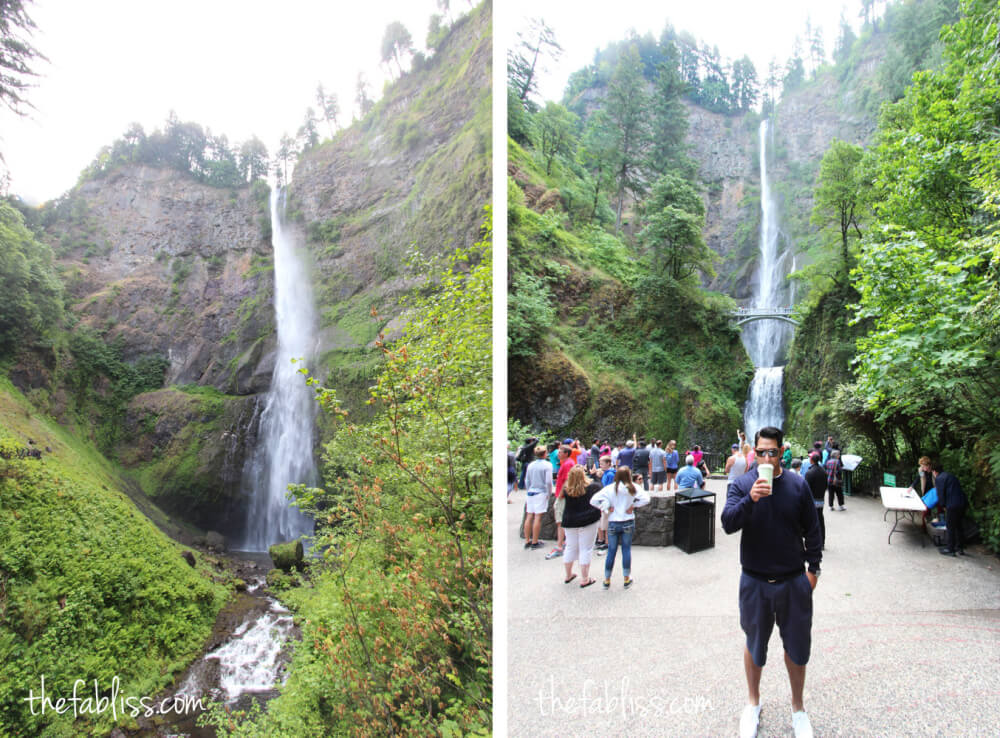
758, 463, 773, 486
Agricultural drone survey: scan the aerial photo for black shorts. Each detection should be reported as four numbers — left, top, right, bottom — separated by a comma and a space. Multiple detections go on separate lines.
739, 572, 813, 667
666, 467, 678, 474
651, 470, 667, 484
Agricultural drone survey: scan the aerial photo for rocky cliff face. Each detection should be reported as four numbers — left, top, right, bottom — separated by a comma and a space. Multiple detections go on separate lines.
43, 166, 276, 394
25, 4, 491, 535
288, 1, 491, 373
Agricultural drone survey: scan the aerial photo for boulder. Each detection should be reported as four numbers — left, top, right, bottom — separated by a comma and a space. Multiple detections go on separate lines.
517, 491, 675, 547
205, 531, 227, 551
269, 540, 304, 572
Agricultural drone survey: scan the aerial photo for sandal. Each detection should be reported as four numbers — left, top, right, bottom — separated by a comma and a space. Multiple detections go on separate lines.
580, 578, 597, 588
564, 573, 577, 584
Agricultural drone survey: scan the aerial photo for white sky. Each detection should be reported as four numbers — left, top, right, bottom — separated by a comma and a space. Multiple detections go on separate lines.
1, 0, 446, 204
505, 0, 865, 104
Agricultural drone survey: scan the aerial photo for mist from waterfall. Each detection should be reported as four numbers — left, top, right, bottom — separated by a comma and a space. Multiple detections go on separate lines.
240, 186, 317, 552
742, 120, 794, 435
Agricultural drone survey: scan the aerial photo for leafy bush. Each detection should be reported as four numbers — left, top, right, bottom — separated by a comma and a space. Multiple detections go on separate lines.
210, 214, 492, 736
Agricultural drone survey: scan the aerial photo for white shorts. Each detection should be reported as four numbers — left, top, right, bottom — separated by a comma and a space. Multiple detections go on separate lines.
525, 491, 549, 515
554, 496, 566, 524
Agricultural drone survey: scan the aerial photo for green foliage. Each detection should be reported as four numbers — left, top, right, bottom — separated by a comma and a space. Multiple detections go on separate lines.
793, 0, 1000, 551
78, 115, 268, 189
638, 172, 716, 281
219, 215, 492, 737
508, 272, 555, 358
808, 139, 871, 288
0, 200, 64, 353
531, 102, 578, 176
0, 380, 228, 736
62, 329, 168, 452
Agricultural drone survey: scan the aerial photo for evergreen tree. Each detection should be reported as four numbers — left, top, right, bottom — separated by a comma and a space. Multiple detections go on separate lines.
605, 45, 651, 232
381, 21, 414, 78
577, 109, 617, 223
730, 56, 759, 112
315, 83, 340, 138
532, 102, 578, 175
355, 72, 374, 119
507, 18, 562, 108
237, 136, 269, 183
647, 53, 690, 175
0, 0, 45, 117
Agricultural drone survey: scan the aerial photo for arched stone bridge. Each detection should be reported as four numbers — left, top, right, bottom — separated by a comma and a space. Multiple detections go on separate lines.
730, 307, 799, 326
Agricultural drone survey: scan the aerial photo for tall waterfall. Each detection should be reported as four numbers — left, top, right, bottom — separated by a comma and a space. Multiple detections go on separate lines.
240, 187, 317, 552
742, 120, 793, 435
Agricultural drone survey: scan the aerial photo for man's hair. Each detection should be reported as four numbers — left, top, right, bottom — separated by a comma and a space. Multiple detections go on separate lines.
534, 445, 547, 459
685, 454, 695, 465
932, 460, 944, 473
656, 440, 663, 447
754, 426, 784, 447
558, 444, 572, 456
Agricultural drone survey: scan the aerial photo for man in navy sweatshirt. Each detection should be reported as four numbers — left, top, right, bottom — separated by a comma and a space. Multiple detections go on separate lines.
722, 426, 822, 738
933, 461, 968, 556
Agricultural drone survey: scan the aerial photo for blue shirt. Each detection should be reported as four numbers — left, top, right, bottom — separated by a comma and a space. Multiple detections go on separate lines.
601, 468, 616, 487
722, 467, 822, 576
665, 450, 679, 470
675, 465, 704, 489
618, 447, 635, 469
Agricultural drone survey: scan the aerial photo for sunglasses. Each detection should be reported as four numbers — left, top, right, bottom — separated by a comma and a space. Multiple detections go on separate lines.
754, 448, 782, 458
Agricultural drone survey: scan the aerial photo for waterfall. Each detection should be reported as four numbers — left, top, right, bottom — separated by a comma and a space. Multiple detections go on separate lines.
240, 187, 317, 552
742, 120, 794, 435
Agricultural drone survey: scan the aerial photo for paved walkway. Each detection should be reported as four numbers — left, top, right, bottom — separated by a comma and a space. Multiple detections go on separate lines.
507, 478, 1000, 736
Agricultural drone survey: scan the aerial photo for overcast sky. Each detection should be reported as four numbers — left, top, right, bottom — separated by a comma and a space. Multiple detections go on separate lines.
1, 0, 445, 204
505, 0, 864, 104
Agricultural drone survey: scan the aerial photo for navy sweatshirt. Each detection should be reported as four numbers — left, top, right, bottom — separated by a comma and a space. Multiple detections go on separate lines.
722, 467, 822, 576
934, 471, 967, 509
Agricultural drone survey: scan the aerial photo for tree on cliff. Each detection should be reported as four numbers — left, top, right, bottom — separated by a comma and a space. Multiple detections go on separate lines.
381, 21, 414, 78
639, 172, 715, 282
354, 72, 374, 119
508, 17, 562, 109
810, 139, 869, 289
532, 102, 577, 175
237, 136, 268, 183
315, 83, 339, 137
605, 45, 651, 232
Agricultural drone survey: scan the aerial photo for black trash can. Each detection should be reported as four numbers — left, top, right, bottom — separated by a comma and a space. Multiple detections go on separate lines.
674, 488, 716, 554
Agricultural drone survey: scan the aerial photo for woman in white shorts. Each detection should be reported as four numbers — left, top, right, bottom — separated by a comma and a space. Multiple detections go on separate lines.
523, 445, 552, 548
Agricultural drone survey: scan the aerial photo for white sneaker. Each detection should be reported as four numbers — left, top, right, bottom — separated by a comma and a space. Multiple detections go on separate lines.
739, 704, 761, 738
792, 710, 814, 738
838, 505, 846, 511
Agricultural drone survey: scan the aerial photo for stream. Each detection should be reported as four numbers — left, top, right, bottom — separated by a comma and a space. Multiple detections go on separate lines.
126, 553, 299, 738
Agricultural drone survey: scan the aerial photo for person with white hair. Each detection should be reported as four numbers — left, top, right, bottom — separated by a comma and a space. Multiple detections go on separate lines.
675, 453, 705, 490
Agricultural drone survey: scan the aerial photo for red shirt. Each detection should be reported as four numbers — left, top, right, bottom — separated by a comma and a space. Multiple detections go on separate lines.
555, 458, 576, 498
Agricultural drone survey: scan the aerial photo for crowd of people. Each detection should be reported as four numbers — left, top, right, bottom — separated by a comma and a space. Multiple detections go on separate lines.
510, 424, 969, 738
512, 434, 717, 589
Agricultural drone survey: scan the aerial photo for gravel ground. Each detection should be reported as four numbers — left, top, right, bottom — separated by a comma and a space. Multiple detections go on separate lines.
506, 478, 1000, 737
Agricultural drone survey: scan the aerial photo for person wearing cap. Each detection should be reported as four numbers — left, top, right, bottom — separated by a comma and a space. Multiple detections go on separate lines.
722, 426, 822, 738
523, 445, 552, 549
618, 438, 636, 471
